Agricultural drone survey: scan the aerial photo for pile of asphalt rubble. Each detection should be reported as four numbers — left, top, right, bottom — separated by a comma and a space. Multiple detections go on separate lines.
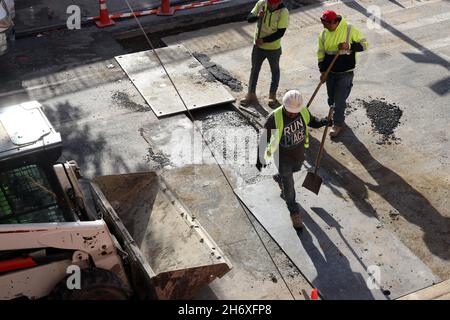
193, 52, 243, 92
353, 97, 403, 144
111, 91, 149, 112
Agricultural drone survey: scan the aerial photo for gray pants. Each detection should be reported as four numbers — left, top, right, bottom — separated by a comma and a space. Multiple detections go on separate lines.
326, 72, 354, 126
274, 155, 303, 215
248, 46, 282, 93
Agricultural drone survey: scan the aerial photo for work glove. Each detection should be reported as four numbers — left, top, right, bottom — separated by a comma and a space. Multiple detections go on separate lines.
258, 9, 265, 18
320, 117, 333, 127
338, 42, 350, 50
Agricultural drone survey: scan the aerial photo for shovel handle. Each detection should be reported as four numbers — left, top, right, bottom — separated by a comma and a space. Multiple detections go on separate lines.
314, 106, 334, 174
256, 8, 264, 40
306, 53, 340, 109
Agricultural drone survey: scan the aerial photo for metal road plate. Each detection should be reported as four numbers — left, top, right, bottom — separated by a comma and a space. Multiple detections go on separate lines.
115, 44, 235, 117
234, 171, 439, 300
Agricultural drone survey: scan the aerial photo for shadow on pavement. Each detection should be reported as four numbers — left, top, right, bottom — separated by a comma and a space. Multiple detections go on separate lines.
296, 204, 378, 300
306, 128, 450, 264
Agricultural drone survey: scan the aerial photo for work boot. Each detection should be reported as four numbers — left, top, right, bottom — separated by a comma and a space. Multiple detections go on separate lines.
290, 213, 304, 230
268, 92, 280, 108
329, 125, 344, 138
240, 92, 258, 106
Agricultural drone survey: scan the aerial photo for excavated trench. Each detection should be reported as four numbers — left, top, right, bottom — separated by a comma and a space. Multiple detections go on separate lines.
117, 25, 263, 181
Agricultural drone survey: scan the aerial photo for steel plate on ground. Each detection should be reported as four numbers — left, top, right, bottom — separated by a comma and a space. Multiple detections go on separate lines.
115, 44, 235, 117
234, 171, 439, 300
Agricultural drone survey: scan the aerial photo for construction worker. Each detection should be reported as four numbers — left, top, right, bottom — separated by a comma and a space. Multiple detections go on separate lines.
241, 0, 289, 108
318, 10, 368, 137
256, 90, 331, 230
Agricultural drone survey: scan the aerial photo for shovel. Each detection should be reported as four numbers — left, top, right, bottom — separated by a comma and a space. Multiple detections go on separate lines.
302, 106, 334, 194
302, 53, 339, 194
305, 53, 340, 109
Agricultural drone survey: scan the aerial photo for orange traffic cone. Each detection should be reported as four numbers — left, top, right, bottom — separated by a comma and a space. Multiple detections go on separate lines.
310, 288, 319, 300
95, 0, 115, 28
157, 0, 175, 16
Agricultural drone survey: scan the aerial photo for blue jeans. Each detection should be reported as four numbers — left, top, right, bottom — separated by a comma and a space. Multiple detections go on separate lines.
326, 72, 354, 126
274, 155, 303, 215
248, 46, 282, 93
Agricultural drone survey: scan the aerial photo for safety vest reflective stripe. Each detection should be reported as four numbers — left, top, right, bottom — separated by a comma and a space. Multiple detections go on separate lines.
320, 24, 353, 58
321, 24, 352, 49
346, 24, 352, 43
264, 106, 310, 161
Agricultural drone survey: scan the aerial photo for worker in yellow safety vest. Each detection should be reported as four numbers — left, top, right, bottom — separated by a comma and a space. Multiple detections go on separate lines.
241, 0, 289, 108
318, 10, 369, 137
256, 90, 331, 230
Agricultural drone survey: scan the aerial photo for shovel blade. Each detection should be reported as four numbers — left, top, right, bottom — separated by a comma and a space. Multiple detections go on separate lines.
302, 172, 323, 195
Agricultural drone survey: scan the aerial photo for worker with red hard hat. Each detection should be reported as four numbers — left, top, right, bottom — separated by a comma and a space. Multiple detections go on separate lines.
241, 0, 289, 109
318, 10, 369, 137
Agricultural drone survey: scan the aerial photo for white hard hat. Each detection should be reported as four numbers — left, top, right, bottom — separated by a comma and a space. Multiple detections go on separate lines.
282, 90, 303, 113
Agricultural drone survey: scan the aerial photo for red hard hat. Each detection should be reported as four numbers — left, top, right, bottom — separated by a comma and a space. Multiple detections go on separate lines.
321, 10, 338, 22
268, 0, 282, 5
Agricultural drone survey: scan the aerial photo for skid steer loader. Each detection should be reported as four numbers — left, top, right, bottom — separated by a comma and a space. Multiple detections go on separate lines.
0, 101, 231, 300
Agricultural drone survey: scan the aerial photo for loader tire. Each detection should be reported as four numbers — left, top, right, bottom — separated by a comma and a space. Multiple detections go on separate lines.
51, 268, 131, 300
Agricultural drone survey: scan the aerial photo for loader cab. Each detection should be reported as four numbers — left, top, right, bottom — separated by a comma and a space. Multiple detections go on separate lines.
0, 101, 81, 224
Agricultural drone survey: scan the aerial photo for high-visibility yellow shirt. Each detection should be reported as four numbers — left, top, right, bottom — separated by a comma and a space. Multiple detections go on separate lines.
251, 0, 289, 50
317, 16, 368, 72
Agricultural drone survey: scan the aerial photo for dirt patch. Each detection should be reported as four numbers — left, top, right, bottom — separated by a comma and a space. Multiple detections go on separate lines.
354, 98, 403, 144
193, 52, 243, 92
111, 91, 150, 112
269, 273, 278, 283
145, 147, 172, 169
345, 103, 357, 116
198, 68, 216, 83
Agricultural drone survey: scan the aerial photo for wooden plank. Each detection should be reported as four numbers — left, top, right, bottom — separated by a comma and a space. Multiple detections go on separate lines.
398, 279, 450, 300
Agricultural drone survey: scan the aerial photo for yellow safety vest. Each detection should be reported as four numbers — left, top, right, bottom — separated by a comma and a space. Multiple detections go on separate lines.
264, 106, 310, 161
251, 0, 289, 50
317, 17, 369, 70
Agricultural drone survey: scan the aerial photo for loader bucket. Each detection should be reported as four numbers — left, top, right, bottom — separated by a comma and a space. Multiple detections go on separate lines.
91, 172, 231, 299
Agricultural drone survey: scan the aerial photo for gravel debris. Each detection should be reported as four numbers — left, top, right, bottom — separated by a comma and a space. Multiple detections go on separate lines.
193, 52, 243, 92
355, 98, 403, 144
269, 273, 278, 283
145, 147, 172, 169
111, 91, 149, 112
192, 107, 262, 184
389, 209, 400, 220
